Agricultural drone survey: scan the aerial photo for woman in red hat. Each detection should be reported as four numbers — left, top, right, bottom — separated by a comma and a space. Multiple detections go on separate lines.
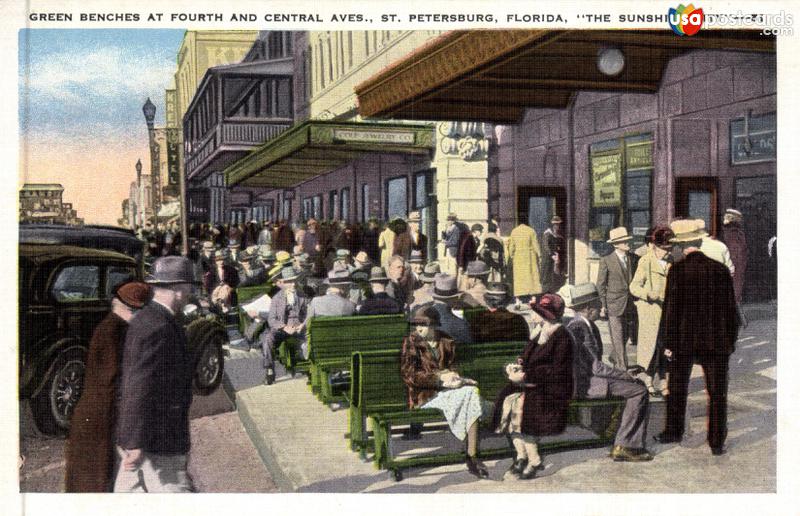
65, 280, 151, 492
492, 293, 574, 480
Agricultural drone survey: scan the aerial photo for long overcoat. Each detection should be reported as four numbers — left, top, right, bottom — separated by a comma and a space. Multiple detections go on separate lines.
721, 223, 748, 304
506, 224, 542, 296
64, 312, 128, 492
492, 326, 574, 436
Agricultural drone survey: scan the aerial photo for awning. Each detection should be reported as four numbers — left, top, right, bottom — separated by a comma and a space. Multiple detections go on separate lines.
225, 120, 435, 188
355, 30, 775, 124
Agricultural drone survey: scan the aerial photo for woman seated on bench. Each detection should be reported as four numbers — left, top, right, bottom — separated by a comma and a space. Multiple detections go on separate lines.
400, 306, 490, 479
493, 293, 574, 480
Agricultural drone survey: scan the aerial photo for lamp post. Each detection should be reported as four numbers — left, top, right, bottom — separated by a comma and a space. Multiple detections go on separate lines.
142, 98, 161, 229
135, 159, 142, 228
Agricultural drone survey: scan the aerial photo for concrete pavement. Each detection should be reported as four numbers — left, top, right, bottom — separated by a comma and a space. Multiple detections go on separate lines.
229, 302, 776, 493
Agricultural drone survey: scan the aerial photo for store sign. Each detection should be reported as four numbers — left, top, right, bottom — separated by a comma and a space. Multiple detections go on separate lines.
167, 129, 180, 185
731, 112, 776, 165
591, 153, 622, 207
626, 143, 653, 169
333, 129, 415, 145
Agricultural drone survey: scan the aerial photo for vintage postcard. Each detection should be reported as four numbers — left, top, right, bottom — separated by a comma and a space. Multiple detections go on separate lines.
6, 0, 797, 514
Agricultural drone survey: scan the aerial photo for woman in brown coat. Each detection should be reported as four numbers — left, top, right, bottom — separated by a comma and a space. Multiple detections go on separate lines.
493, 293, 573, 480
64, 281, 151, 492
400, 306, 489, 478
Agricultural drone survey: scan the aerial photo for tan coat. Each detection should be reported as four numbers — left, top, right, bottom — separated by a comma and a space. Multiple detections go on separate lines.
378, 228, 395, 269
629, 248, 670, 370
506, 224, 542, 297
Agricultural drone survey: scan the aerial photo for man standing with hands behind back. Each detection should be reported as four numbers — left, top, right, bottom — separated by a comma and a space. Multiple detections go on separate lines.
114, 256, 197, 492
596, 227, 639, 370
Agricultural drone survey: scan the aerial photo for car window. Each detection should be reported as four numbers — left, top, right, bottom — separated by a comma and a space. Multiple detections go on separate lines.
105, 266, 137, 298
51, 265, 100, 302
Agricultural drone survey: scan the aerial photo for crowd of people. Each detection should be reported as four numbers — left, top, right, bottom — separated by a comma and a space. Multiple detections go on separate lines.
64, 208, 748, 490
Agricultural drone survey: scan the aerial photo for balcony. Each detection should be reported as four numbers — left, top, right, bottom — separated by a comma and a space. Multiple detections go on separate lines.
184, 58, 294, 182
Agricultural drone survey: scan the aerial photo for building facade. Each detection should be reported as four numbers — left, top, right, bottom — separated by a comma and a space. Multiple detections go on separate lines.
19, 183, 84, 225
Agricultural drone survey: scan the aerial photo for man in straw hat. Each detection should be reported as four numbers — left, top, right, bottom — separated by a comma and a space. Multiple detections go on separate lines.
596, 227, 639, 370
653, 220, 740, 456
562, 282, 653, 462
260, 266, 309, 385
114, 257, 197, 492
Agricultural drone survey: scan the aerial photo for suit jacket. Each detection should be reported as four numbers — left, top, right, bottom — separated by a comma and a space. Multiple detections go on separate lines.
596, 251, 638, 316
268, 289, 309, 331
470, 308, 530, 343
116, 302, 193, 455
566, 314, 633, 398
659, 251, 740, 356
66, 312, 127, 492
306, 292, 356, 319
400, 333, 457, 407
492, 327, 574, 436
358, 292, 403, 316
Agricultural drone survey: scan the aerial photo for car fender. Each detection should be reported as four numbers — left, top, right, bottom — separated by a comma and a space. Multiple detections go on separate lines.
26, 337, 87, 399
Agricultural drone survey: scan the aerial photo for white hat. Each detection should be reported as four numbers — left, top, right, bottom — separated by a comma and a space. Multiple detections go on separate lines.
606, 227, 632, 244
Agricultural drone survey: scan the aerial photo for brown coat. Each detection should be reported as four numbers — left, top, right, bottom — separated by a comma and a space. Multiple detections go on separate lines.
492, 326, 574, 436
64, 312, 127, 492
393, 231, 428, 261
400, 333, 457, 407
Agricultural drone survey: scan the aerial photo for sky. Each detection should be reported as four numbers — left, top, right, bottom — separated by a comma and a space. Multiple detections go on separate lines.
18, 29, 186, 224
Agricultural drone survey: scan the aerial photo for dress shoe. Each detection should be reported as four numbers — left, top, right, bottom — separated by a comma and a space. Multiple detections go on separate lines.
465, 456, 489, 479
508, 458, 528, 476
653, 432, 682, 444
711, 446, 726, 456
264, 368, 276, 385
518, 463, 544, 480
610, 445, 654, 462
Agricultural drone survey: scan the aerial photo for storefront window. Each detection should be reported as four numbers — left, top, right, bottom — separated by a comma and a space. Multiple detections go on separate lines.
313, 195, 322, 220
328, 190, 337, 220
589, 133, 653, 255
386, 176, 408, 220
340, 188, 350, 221
361, 183, 370, 222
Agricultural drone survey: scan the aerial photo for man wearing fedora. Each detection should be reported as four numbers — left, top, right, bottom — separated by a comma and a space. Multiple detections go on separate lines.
260, 267, 310, 385
114, 257, 197, 492
541, 216, 567, 293
654, 220, 740, 455
358, 267, 403, 316
462, 260, 491, 308
410, 262, 440, 310
306, 267, 357, 319
425, 274, 473, 344
470, 282, 530, 343
386, 255, 413, 310
597, 227, 640, 370
564, 282, 653, 462
720, 208, 749, 327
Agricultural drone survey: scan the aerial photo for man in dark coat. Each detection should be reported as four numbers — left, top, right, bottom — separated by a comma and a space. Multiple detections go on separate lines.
65, 281, 151, 492
469, 282, 530, 343
541, 216, 566, 293
654, 220, 740, 455
424, 274, 473, 344
358, 267, 403, 315
596, 227, 639, 370
720, 208, 748, 306
114, 257, 196, 492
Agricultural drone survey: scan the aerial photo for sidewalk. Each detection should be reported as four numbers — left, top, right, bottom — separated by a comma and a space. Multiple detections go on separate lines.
228, 302, 776, 493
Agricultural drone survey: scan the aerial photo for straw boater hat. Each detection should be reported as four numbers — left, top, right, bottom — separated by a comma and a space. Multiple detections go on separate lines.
431, 274, 461, 300
202, 241, 215, 251
725, 208, 743, 219
409, 305, 441, 329
551, 216, 563, 225
407, 211, 421, 223
335, 249, 351, 260
367, 266, 390, 283
354, 251, 372, 267
408, 250, 424, 264
145, 256, 198, 285
607, 227, 633, 244
113, 280, 152, 309
557, 283, 599, 309
421, 262, 440, 283
465, 260, 490, 277
529, 293, 565, 322
693, 219, 709, 237
213, 249, 228, 261
669, 219, 705, 243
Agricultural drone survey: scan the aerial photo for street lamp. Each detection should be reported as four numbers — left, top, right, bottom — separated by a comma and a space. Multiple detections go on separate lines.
135, 159, 143, 228
142, 98, 161, 227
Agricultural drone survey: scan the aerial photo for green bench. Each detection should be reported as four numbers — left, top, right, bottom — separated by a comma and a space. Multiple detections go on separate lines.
306, 314, 408, 404
350, 344, 626, 481
235, 283, 277, 335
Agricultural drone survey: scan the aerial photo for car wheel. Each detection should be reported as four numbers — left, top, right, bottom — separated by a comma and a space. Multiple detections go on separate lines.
185, 319, 226, 396
30, 347, 86, 436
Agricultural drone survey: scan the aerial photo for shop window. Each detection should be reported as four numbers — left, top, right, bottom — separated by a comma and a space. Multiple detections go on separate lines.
340, 188, 350, 222
302, 197, 312, 220
730, 111, 776, 165
589, 133, 653, 255
361, 183, 370, 222
313, 195, 323, 220
328, 190, 338, 220
386, 176, 408, 220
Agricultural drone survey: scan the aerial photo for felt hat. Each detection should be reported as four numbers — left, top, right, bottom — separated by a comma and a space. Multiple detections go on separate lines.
278, 266, 300, 282
323, 266, 352, 286
354, 251, 372, 267
335, 249, 351, 259
471, 223, 484, 233
431, 274, 461, 300
421, 262, 440, 283
446, 213, 458, 222
529, 293, 565, 322
113, 281, 151, 309
367, 266, 390, 283
409, 306, 441, 329
408, 250, 425, 264
557, 283, 599, 309
465, 260, 490, 277
551, 216, 563, 224
146, 256, 198, 285
607, 227, 633, 244
485, 282, 510, 298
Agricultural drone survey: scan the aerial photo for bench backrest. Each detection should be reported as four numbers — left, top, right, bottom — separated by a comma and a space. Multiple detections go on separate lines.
351, 340, 527, 412
236, 283, 275, 304
307, 314, 409, 363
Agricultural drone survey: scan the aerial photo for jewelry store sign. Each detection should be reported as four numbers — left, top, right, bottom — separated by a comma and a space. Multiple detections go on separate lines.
591, 153, 622, 207
333, 128, 415, 145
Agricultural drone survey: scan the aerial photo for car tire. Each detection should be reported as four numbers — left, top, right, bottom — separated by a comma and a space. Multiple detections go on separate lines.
30, 347, 86, 436
185, 319, 226, 396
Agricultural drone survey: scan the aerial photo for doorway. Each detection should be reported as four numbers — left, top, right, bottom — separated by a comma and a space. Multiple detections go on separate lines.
517, 187, 567, 238
675, 177, 719, 236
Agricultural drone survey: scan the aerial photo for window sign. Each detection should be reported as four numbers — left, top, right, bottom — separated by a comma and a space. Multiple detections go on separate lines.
591, 153, 623, 207
731, 112, 776, 165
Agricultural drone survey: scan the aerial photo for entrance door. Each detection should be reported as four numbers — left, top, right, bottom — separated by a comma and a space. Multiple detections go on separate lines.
414, 169, 437, 260
675, 178, 719, 236
517, 187, 567, 238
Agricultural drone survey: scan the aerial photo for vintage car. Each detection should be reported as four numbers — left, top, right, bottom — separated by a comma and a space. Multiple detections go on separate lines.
19, 243, 226, 435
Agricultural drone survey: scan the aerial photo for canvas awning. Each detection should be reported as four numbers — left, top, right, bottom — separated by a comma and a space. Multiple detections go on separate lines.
355, 29, 775, 124
225, 120, 435, 188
